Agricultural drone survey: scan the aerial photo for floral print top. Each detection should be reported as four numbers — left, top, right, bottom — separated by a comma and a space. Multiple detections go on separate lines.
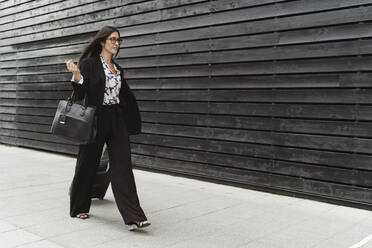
72, 55, 122, 105
100, 55, 121, 105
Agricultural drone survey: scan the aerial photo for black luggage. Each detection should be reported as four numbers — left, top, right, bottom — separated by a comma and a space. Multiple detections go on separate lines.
69, 144, 111, 200
90, 144, 110, 199
90, 158, 110, 200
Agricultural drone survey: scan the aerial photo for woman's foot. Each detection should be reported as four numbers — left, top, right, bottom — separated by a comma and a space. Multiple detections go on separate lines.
135, 220, 151, 228
128, 220, 151, 231
75, 213, 89, 219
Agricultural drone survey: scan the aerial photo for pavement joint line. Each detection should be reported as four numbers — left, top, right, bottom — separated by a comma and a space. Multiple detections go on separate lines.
0, 181, 70, 191
179, 202, 248, 221
148, 195, 219, 214
0, 186, 68, 197
0, 205, 66, 221
348, 232, 372, 248
13, 238, 47, 248
26, 223, 96, 240
0, 227, 21, 234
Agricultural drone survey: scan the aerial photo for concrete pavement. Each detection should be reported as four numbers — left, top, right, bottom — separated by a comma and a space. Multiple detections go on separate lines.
0, 144, 372, 248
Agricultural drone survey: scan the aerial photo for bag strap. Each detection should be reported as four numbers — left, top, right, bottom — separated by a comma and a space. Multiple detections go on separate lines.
68, 90, 89, 108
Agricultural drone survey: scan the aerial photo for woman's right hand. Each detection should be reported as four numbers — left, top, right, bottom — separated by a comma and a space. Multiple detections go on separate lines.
66, 60, 82, 83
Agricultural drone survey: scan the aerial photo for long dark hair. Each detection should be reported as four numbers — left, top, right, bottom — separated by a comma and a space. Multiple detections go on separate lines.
78, 26, 121, 67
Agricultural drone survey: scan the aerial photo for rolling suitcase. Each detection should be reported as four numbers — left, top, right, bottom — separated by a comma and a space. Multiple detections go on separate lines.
90, 144, 110, 200
69, 144, 111, 200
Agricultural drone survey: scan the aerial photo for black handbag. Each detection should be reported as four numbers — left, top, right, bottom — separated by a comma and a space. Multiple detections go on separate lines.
50, 91, 97, 144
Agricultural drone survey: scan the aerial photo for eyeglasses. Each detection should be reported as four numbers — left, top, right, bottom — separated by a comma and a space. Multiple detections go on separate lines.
106, 37, 123, 45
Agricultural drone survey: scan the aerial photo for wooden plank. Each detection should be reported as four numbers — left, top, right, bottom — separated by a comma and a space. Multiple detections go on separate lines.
208, 57, 372, 76
0, 126, 17, 135
16, 129, 76, 145
16, 107, 56, 116
0, 91, 16, 98
127, 73, 372, 89
16, 73, 71, 83
0, 0, 33, 12
16, 122, 50, 133
207, 88, 372, 103
0, 68, 17, 76
0, 84, 16, 90
138, 101, 362, 120
139, 101, 210, 113
301, 180, 372, 204
9, 55, 76, 70
17, 91, 70, 100
17, 82, 71, 91
0, 45, 17, 54
12, 137, 77, 155
357, 106, 372, 121
0, 113, 15, 122
0, 106, 16, 114
0, 135, 17, 146
17, 99, 60, 108
7, 99, 59, 108
0, 120, 16, 129
0, 59, 16, 68
279, 22, 372, 45
0, 51, 16, 61
134, 88, 372, 104
15, 115, 52, 125
16, 64, 66, 75
119, 34, 371, 59
14, 46, 82, 61
270, 104, 358, 120
0, 75, 16, 83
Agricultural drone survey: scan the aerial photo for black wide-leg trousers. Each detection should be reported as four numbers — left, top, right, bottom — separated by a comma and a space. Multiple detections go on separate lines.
69, 104, 147, 225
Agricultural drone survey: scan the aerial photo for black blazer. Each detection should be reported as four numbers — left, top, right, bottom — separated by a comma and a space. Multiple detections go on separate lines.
70, 55, 141, 135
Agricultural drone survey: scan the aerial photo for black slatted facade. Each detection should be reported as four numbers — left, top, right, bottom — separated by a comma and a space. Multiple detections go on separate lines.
1, 0, 372, 207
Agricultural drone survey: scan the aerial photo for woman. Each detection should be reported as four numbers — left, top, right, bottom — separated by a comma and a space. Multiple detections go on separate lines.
65, 26, 150, 230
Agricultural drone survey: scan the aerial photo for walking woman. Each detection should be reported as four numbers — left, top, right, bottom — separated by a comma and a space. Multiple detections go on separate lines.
65, 26, 150, 230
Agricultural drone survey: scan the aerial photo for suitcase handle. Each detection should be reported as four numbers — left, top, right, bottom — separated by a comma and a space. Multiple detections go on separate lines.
102, 143, 110, 173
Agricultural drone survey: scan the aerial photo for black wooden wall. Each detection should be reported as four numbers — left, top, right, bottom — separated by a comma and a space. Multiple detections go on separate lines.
1, 0, 372, 207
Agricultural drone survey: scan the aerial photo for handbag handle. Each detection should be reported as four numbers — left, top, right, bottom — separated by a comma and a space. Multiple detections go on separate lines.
65, 90, 89, 115
68, 90, 89, 107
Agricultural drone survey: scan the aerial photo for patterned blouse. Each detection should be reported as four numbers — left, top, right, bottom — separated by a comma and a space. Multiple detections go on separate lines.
73, 55, 122, 105
100, 55, 121, 105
